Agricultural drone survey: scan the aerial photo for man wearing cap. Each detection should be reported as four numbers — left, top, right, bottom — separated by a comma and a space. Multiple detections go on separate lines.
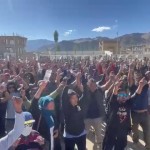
10, 112, 44, 150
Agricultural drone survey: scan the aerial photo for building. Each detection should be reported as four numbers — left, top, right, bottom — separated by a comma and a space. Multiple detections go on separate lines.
0, 35, 27, 59
99, 40, 120, 54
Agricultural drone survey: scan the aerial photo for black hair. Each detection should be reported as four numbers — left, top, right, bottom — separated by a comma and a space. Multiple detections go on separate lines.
6, 80, 18, 93
68, 89, 78, 100
24, 72, 35, 84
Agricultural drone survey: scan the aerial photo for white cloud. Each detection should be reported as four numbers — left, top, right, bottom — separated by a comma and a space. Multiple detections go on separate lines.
92, 26, 111, 32
64, 30, 75, 36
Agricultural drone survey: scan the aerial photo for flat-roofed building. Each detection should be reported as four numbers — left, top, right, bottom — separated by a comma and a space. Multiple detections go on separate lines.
99, 40, 120, 54
0, 35, 27, 59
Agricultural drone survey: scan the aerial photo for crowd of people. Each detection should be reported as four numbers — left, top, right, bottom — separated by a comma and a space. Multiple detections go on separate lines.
0, 55, 150, 150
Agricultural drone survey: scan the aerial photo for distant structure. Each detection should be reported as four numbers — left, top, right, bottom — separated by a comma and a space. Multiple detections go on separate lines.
125, 44, 150, 58
0, 35, 27, 59
99, 40, 120, 54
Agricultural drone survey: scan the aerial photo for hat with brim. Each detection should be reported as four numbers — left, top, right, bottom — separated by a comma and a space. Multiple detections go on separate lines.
23, 112, 35, 125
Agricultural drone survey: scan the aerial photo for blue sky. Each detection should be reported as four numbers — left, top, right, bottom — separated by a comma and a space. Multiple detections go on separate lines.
0, 0, 150, 41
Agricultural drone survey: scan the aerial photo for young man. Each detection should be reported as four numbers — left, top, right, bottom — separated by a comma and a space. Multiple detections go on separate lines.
103, 77, 147, 150
128, 65, 150, 150
10, 112, 44, 150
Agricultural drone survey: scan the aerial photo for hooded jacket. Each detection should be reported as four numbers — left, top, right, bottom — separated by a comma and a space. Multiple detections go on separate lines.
62, 86, 85, 136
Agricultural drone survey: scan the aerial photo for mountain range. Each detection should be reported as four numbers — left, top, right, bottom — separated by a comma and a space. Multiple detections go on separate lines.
26, 32, 150, 52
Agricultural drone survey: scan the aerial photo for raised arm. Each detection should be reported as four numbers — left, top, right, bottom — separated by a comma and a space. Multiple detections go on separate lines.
128, 63, 135, 87
130, 77, 148, 100
0, 97, 24, 149
100, 72, 114, 91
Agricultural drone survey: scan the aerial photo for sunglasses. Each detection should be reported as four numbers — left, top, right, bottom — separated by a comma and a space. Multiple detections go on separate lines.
117, 93, 128, 98
24, 123, 33, 127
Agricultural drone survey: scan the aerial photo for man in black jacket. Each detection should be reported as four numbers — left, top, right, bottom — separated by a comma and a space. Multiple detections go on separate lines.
76, 72, 114, 150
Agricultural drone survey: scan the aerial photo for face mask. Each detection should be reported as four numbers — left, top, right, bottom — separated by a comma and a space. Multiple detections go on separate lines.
41, 109, 55, 128
22, 126, 32, 136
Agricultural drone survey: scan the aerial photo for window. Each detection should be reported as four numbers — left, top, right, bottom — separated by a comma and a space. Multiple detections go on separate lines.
10, 40, 15, 45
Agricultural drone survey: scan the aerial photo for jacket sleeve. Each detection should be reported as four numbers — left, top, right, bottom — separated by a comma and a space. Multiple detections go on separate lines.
129, 93, 140, 102
0, 113, 25, 150
61, 86, 71, 118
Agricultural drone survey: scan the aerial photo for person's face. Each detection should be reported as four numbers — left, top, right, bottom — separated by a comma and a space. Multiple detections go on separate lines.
3, 74, 10, 82
0, 85, 5, 93
8, 85, 15, 93
87, 79, 97, 92
70, 94, 78, 106
145, 72, 150, 81
46, 101, 55, 110
22, 123, 33, 137
134, 73, 142, 85
117, 91, 129, 103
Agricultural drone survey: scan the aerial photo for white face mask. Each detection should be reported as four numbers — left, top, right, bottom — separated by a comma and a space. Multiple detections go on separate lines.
22, 126, 32, 136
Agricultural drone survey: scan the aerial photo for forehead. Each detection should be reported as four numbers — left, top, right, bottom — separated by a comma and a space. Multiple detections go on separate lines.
88, 79, 96, 84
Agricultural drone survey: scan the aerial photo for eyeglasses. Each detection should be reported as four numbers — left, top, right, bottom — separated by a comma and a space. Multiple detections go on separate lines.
24, 123, 33, 127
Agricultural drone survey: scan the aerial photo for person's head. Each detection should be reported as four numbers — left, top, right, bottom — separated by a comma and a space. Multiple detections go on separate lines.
0, 84, 6, 93
22, 112, 35, 137
117, 76, 129, 103
68, 89, 79, 106
7, 81, 18, 93
87, 78, 97, 92
145, 71, 150, 81
64, 62, 69, 69
3, 73, 10, 82
24, 73, 35, 84
117, 90, 129, 103
134, 70, 143, 85
39, 96, 55, 111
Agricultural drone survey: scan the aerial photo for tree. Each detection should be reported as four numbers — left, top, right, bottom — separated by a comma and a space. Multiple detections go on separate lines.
54, 30, 58, 43
53, 30, 59, 57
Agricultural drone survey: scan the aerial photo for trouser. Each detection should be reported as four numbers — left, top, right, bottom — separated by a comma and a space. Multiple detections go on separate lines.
84, 118, 102, 150
5, 119, 15, 133
131, 111, 150, 150
44, 137, 62, 150
102, 126, 128, 150
0, 103, 7, 137
0, 116, 5, 137
64, 134, 86, 150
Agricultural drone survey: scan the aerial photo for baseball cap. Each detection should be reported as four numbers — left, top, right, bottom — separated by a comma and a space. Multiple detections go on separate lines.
23, 112, 35, 125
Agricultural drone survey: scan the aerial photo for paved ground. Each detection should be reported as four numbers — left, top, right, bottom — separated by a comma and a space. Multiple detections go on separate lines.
86, 122, 145, 150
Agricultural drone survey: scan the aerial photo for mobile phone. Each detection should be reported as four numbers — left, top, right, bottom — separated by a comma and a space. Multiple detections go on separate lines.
43, 70, 52, 81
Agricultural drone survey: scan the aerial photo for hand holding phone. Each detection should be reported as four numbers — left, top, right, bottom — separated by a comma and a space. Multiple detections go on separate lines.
43, 70, 52, 81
